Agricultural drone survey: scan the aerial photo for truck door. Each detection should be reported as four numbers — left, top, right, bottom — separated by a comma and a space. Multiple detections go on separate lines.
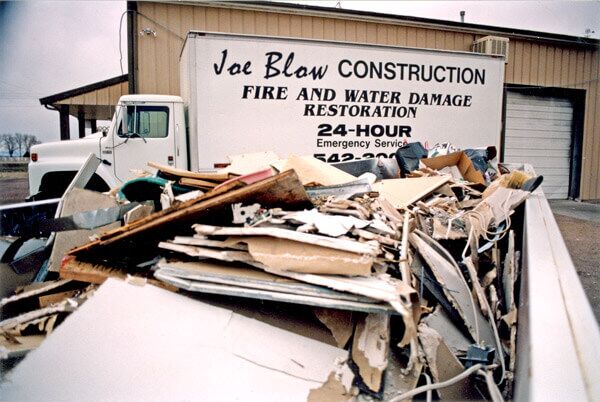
112, 103, 176, 182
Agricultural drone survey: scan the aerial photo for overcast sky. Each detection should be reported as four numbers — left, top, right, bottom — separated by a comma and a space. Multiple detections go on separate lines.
0, 1, 598, 144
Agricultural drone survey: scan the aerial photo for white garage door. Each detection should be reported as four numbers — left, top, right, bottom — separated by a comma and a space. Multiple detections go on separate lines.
504, 91, 574, 199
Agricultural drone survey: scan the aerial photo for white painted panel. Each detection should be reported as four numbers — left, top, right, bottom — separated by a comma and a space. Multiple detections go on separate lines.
504, 91, 573, 199
180, 32, 505, 169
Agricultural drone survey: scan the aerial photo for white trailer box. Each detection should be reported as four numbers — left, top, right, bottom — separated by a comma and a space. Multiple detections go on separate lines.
180, 32, 505, 170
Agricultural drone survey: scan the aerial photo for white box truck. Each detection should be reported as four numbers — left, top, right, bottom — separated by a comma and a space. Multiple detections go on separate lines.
28, 31, 504, 198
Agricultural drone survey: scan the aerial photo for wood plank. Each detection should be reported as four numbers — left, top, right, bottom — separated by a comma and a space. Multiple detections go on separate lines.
69, 170, 312, 263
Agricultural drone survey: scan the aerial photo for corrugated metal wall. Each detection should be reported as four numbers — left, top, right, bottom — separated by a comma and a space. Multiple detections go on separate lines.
135, 2, 600, 200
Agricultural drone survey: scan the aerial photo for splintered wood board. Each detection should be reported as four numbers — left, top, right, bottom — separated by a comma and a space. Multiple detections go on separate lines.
179, 177, 219, 189
373, 176, 450, 209
148, 161, 232, 181
69, 170, 311, 259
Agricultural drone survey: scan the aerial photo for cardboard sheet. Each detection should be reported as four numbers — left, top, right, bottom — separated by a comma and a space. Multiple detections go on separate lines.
373, 176, 450, 209
1, 279, 348, 401
243, 237, 373, 276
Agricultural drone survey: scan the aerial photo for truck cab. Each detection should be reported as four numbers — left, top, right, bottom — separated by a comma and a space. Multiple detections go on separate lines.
28, 95, 187, 198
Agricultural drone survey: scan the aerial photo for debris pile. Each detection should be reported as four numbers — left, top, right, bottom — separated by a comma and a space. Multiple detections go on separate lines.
0, 144, 540, 400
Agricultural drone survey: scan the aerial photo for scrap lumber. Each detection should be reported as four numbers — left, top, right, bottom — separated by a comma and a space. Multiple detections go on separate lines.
69, 170, 312, 265
148, 161, 233, 181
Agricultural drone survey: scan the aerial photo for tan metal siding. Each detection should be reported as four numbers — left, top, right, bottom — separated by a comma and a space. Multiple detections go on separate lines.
134, 2, 600, 199
56, 82, 128, 107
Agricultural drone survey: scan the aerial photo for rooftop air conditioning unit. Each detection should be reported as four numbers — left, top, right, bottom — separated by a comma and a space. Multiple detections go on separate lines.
472, 36, 509, 63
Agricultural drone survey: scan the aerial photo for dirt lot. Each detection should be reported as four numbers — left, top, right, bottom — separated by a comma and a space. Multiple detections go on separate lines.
550, 201, 600, 323
0, 171, 29, 205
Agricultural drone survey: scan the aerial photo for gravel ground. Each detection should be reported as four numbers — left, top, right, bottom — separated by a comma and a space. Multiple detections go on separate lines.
550, 200, 600, 324
0, 171, 29, 205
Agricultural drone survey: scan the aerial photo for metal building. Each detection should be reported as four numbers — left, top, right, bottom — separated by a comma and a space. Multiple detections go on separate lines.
43, 1, 600, 200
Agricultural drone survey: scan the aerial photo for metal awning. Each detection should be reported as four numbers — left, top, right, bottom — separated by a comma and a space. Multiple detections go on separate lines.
40, 75, 128, 140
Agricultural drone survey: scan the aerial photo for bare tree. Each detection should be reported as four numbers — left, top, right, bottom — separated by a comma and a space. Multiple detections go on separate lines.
0, 134, 18, 157
14, 133, 26, 156
23, 134, 40, 155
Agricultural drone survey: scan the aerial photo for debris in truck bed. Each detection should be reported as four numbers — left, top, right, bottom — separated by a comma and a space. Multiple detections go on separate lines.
0, 145, 545, 400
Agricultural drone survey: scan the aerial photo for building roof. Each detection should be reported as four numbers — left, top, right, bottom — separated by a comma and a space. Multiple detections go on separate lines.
39, 75, 128, 106
206, 1, 600, 48
39, 75, 129, 120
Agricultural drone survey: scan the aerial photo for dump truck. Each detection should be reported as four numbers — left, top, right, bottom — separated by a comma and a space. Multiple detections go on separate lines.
28, 31, 504, 199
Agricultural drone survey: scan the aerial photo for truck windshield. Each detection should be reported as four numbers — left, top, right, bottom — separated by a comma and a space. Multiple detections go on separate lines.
117, 105, 169, 138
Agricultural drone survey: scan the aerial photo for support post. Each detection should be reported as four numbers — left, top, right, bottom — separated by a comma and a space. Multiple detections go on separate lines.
90, 119, 97, 133
78, 110, 86, 138
59, 105, 70, 141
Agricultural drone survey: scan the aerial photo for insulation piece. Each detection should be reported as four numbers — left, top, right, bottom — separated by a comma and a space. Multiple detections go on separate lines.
352, 313, 390, 393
